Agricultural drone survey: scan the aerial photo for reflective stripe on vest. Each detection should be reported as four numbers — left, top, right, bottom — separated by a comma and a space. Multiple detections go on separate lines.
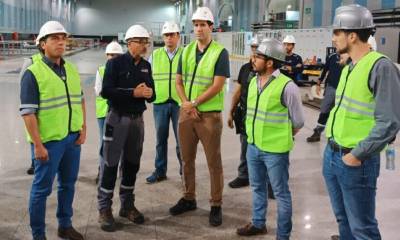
326, 51, 385, 148
246, 74, 293, 153
27, 59, 83, 143
96, 66, 108, 118
152, 47, 182, 104
181, 40, 225, 112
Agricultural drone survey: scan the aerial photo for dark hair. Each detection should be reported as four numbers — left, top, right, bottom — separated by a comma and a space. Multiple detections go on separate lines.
264, 56, 283, 70
343, 28, 375, 43
37, 39, 45, 54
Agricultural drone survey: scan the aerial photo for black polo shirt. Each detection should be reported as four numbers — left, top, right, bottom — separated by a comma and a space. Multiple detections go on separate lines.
101, 52, 156, 114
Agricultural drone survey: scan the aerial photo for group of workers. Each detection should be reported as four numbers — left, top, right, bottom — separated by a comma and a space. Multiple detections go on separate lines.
19, 3, 400, 240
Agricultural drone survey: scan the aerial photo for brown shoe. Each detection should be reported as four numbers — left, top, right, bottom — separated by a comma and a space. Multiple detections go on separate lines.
57, 226, 84, 240
237, 223, 267, 236
119, 206, 144, 224
98, 208, 116, 232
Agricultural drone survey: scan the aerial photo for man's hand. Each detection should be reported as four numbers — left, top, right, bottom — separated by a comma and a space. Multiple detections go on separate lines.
133, 83, 146, 98
34, 144, 49, 162
75, 125, 86, 145
142, 85, 153, 99
316, 85, 321, 96
292, 128, 300, 136
342, 153, 362, 167
227, 112, 234, 129
189, 108, 200, 120
182, 101, 194, 113
286, 65, 293, 73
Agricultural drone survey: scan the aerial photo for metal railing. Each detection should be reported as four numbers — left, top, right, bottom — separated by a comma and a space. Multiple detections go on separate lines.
0, 40, 38, 56
0, 38, 101, 59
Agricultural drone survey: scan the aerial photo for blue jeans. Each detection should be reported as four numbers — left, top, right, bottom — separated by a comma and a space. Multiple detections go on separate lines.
29, 133, 81, 238
323, 143, 381, 240
97, 117, 105, 175
153, 102, 182, 176
247, 144, 292, 240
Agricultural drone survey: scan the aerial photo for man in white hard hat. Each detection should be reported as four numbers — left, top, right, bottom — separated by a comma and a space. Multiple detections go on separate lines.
170, 6, 230, 227
20, 20, 86, 240
146, 21, 183, 184
97, 25, 155, 232
282, 35, 304, 86
94, 41, 123, 184
236, 38, 304, 238
324, 4, 400, 239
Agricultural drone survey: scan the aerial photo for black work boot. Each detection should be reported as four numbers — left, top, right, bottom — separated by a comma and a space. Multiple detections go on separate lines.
57, 226, 84, 240
119, 206, 145, 224
209, 206, 222, 226
98, 208, 116, 232
306, 127, 324, 142
169, 198, 197, 215
228, 177, 249, 188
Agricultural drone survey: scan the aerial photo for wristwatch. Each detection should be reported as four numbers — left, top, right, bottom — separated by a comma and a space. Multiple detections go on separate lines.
191, 99, 199, 107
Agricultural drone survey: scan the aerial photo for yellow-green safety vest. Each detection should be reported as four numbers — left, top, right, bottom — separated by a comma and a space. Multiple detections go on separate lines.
95, 66, 108, 118
181, 40, 225, 112
246, 74, 293, 153
27, 59, 83, 143
31, 53, 42, 63
152, 47, 183, 104
326, 51, 385, 148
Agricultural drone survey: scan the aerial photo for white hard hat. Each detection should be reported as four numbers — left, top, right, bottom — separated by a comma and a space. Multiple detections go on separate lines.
105, 41, 123, 54
250, 36, 259, 46
36, 21, 69, 45
333, 4, 375, 30
256, 38, 286, 62
125, 25, 150, 41
192, 7, 214, 23
282, 35, 296, 44
162, 21, 180, 35
368, 35, 377, 51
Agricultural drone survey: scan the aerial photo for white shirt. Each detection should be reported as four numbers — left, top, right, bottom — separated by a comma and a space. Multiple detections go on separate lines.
94, 69, 102, 96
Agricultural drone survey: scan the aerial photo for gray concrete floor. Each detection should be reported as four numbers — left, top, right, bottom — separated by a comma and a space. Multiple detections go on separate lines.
0, 48, 399, 240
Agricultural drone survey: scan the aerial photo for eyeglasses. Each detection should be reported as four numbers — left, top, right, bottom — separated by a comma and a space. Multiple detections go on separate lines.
129, 40, 150, 45
164, 33, 178, 37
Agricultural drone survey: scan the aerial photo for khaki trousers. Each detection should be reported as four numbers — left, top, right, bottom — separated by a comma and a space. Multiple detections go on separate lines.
178, 110, 224, 206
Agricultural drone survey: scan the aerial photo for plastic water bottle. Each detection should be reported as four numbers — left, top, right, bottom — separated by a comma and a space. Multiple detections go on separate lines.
385, 143, 395, 170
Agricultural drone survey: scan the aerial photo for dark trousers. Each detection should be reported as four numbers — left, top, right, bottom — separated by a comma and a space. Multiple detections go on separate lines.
97, 109, 144, 211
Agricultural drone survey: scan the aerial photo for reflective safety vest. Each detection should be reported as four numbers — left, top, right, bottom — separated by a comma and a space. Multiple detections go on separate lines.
326, 51, 385, 148
152, 47, 183, 104
31, 53, 42, 63
246, 74, 293, 153
27, 59, 83, 143
95, 66, 108, 118
181, 40, 225, 112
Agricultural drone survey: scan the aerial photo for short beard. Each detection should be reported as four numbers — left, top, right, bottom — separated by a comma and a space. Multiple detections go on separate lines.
337, 46, 349, 54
